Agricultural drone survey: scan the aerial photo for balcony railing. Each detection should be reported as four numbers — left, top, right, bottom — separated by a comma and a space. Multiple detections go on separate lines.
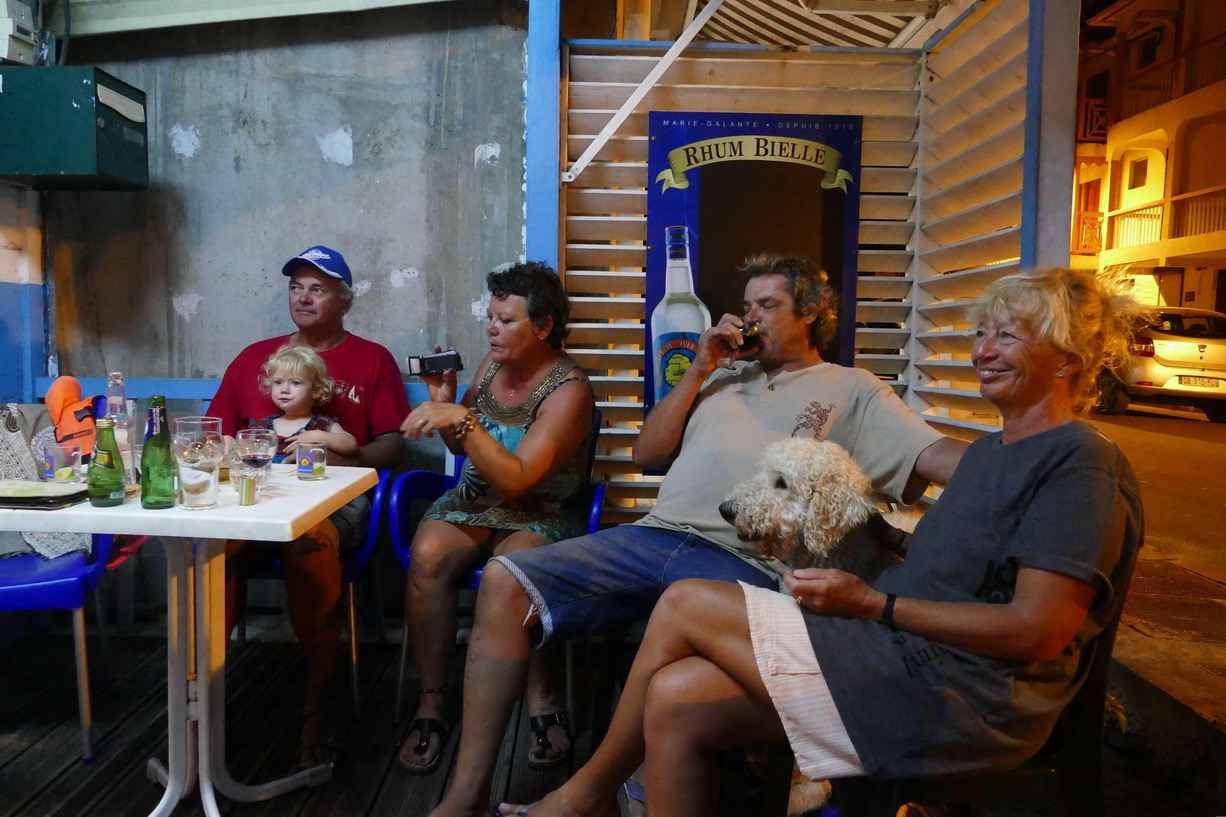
1105, 184, 1226, 251
1120, 61, 1175, 120
1117, 32, 1226, 121
1077, 99, 1108, 142
1073, 211, 1104, 253
1170, 184, 1226, 239
1108, 203, 1162, 248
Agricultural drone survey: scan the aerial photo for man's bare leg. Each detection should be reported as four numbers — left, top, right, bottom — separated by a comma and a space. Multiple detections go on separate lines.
427, 560, 536, 817
224, 539, 250, 638
280, 524, 344, 764
497, 579, 777, 817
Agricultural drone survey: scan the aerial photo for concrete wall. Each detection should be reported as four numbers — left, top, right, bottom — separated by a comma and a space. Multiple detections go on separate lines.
42, 0, 527, 385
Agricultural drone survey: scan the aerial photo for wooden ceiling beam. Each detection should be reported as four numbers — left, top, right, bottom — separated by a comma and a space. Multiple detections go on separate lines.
796, 0, 935, 16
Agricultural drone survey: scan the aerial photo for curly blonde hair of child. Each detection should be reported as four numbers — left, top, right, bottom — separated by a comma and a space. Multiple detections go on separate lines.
259, 346, 336, 406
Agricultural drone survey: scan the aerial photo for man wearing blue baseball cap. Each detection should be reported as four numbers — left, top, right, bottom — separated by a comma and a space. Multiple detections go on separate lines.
210, 244, 409, 768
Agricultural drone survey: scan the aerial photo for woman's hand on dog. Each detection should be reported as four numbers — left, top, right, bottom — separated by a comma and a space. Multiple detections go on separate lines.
784, 568, 887, 621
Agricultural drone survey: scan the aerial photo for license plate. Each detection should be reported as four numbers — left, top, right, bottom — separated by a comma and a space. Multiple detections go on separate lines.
1178, 376, 1219, 388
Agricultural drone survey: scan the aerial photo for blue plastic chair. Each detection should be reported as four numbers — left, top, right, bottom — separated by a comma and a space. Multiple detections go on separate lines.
389, 409, 605, 722
0, 533, 116, 761
237, 468, 392, 716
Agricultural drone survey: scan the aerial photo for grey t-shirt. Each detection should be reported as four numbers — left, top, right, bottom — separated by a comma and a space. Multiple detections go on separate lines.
804, 420, 1142, 778
635, 361, 943, 569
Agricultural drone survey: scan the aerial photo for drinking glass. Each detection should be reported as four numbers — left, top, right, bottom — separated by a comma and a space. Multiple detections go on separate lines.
719, 320, 762, 371
296, 441, 328, 481
172, 416, 224, 510
236, 428, 278, 497
43, 440, 85, 483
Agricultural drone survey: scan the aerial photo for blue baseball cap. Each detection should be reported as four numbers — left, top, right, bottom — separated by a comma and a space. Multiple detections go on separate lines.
281, 245, 352, 286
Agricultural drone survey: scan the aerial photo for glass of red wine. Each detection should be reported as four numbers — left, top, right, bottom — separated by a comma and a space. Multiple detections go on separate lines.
235, 428, 277, 498
719, 320, 762, 371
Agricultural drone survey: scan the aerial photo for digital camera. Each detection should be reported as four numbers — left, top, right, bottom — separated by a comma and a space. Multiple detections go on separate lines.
405, 350, 464, 377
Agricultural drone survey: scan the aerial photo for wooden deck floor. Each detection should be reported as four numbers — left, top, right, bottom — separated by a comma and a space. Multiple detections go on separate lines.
0, 619, 1206, 817
0, 625, 612, 817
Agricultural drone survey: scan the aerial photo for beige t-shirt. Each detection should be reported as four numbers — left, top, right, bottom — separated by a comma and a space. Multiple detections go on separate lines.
635, 362, 942, 572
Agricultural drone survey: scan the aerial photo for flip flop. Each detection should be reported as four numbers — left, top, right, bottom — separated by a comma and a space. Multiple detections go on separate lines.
622, 778, 646, 815
527, 711, 571, 770
398, 717, 451, 775
494, 803, 538, 816
295, 738, 340, 770
296, 708, 339, 770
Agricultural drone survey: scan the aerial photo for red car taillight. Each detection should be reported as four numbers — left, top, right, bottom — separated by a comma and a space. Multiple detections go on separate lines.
1130, 337, 1155, 357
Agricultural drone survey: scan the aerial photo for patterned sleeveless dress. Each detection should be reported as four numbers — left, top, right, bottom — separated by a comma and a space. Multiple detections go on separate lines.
423, 361, 594, 543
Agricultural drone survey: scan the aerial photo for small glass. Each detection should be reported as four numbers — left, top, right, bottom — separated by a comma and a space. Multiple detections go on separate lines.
234, 474, 258, 506
719, 320, 762, 371
296, 441, 328, 481
172, 416, 224, 510
43, 440, 85, 483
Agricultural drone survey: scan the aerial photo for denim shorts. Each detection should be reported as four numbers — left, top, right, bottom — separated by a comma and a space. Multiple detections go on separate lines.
492, 524, 778, 646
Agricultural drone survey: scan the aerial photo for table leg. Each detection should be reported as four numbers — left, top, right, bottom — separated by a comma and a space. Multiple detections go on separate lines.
145, 537, 193, 817
194, 536, 333, 807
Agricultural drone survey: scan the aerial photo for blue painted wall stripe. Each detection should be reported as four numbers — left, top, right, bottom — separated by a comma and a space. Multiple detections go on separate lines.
0, 281, 46, 403
20, 279, 46, 404
34, 376, 444, 406
525, 0, 561, 268
0, 282, 27, 402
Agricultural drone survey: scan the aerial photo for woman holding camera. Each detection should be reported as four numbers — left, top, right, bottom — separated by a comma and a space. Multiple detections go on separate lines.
398, 262, 595, 776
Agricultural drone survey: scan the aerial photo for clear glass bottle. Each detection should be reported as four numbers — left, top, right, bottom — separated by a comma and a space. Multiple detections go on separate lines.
650, 225, 711, 403
140, 396, 175, 509
106, 371, 136, 488
88, 418, 126, 507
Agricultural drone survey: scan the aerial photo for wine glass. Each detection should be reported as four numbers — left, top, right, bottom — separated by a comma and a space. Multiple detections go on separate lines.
236, 428, 278, 496
719, 320, 762, 371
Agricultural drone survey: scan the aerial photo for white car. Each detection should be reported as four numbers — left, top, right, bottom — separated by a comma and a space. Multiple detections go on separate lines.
1096, 307, 1226, 423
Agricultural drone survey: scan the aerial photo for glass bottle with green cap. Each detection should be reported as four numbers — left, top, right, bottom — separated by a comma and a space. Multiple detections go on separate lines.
141, 396, 175, 509
88, 418, 126, 507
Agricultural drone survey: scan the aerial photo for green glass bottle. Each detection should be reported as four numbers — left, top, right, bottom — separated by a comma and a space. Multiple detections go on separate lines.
141, 396, 175, 509
88, 418, 126, 507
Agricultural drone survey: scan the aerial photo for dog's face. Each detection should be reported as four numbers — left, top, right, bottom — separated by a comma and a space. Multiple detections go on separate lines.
719, 438, 876, 564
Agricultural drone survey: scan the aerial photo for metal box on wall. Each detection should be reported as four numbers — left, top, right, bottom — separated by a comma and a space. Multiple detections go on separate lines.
0, 66, 148, 190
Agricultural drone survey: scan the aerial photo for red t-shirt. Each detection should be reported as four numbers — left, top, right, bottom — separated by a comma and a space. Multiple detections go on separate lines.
209, 333, 409, 445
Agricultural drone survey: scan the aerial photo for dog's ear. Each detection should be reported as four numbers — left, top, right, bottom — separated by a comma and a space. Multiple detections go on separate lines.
800, 441, 876, 558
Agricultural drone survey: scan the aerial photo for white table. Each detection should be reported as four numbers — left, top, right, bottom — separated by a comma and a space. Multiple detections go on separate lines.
0, 465, 378, 817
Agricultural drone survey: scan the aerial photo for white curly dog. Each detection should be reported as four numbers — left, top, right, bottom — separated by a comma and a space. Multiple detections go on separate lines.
719, 437, 916, 814
718, 437, 904, 580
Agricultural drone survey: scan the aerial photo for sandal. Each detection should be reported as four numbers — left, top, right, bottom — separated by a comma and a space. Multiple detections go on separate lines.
527, 711, 571, 770
296, 737, 340, 770
397, 687, 451, 775
296, 708, 340, 770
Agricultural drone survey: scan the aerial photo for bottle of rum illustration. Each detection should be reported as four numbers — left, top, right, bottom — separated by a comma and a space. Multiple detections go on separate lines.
650, 225, 711, 402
